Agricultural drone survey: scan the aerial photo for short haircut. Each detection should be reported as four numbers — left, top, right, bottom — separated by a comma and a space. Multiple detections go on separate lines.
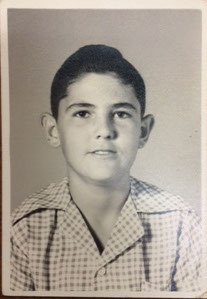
51, 44, 146, 119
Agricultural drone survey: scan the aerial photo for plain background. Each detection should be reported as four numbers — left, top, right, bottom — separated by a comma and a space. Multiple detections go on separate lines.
8, 9, 201, 214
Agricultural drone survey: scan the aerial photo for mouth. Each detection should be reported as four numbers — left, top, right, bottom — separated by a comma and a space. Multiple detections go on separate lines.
89, 150, 117, 157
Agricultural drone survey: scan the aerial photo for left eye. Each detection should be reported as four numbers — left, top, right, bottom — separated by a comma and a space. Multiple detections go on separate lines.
114, 111, 131, 119
73, 110, 90, 118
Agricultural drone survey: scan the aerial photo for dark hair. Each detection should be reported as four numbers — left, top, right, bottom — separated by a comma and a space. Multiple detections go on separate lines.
51, 44, 146, 119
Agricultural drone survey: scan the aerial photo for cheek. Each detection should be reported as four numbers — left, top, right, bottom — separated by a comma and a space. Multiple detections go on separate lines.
118, 122, 140, 143
119, 127, 140, 159
60, 129, 88, 158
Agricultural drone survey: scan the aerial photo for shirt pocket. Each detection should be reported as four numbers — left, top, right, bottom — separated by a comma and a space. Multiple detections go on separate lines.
141, 280, 170, 292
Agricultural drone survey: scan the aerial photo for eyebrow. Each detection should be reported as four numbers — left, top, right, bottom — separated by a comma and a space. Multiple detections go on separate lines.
112, 102, 137, 111
66, 102, 137, 111
66, 103, 95, 111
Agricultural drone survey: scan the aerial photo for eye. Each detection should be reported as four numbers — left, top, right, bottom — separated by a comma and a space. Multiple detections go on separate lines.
113, 111, 131, 119
73, 110, 90, 118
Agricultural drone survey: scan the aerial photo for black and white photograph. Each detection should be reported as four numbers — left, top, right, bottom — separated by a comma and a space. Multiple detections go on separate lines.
1, 0, 207, 297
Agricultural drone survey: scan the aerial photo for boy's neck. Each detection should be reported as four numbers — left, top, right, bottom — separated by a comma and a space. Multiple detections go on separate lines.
68, 173, 131, 214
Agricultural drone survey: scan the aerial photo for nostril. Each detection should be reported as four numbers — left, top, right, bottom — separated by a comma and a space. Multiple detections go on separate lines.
96, 134, 112, 139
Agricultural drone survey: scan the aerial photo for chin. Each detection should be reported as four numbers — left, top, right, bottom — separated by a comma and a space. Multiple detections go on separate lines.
85, 170, 125, 185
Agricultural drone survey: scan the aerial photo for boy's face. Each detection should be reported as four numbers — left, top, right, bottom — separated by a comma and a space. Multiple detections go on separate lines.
45, 72, 153, 185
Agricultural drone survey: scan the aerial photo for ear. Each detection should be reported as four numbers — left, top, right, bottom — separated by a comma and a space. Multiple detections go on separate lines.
41, 113, 60, 148
138, 114, 155, 149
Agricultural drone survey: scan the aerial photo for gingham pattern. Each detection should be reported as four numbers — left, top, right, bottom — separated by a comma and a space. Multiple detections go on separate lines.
10, 177, 202, 291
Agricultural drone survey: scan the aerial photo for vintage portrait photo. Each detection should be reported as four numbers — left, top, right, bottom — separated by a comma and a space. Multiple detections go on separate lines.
1, 0, 207, 297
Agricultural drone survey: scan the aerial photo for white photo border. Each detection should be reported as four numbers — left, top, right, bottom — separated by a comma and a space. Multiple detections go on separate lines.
1, 0, 207, 297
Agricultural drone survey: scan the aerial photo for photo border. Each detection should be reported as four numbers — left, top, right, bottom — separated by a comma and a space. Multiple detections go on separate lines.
1, 0, 207, 297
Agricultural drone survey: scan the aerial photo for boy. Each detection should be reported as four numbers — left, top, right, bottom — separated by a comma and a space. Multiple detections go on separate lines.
10, 45, 202, 292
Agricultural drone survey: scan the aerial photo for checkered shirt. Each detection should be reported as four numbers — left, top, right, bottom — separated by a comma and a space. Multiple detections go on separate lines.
10, 177, 202, 292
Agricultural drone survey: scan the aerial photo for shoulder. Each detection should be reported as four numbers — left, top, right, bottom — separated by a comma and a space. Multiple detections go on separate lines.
130, 176, 196, 214
11, 177, 70, 226
130, 177, 201, 247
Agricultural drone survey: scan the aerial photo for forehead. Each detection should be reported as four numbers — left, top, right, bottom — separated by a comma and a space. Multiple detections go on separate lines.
65, 72, 139, 106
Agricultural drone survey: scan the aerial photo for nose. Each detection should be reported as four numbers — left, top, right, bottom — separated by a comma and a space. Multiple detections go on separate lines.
95, 115, 117, 140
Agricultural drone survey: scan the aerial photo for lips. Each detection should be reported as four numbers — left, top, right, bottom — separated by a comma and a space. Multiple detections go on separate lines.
92, 150, 116, 155
89, 149, 117, 158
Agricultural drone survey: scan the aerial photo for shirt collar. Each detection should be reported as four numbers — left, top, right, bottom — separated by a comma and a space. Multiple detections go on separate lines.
12, 177, 71, 224
60, 191, 145, 266
100, 193, 144, 266
12, 176, 192, 225
130, 177, 192, 213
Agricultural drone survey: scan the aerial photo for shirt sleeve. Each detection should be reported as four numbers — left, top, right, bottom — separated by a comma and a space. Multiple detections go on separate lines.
10, 220, 35, 291
172, 210, 202, 292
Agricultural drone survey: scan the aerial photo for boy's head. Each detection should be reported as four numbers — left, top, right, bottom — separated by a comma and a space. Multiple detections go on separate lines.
42, 45, 154, 184
50, 44, 146, 120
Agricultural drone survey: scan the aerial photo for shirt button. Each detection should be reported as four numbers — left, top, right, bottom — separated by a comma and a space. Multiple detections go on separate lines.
98, 267, 106, 276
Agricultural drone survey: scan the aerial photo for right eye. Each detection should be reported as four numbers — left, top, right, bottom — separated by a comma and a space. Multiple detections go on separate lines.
73, 110, 90, 118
